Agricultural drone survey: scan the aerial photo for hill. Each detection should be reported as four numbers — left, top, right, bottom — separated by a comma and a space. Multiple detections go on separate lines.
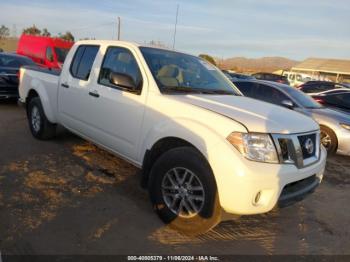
218, 56, 299, 73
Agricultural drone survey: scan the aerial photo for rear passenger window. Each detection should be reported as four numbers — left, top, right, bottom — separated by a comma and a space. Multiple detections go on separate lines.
70, 45, 99, 80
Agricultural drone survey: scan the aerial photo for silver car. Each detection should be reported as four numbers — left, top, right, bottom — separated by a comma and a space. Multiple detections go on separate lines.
233, 79, 350, 155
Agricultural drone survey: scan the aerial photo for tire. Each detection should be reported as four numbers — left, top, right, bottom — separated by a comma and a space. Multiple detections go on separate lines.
148, 146, 221, 235
320, 126, 337, 154
27, 97, 56, 140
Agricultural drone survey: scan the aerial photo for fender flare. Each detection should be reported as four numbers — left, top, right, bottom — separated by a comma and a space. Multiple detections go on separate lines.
139, 117, 224, 164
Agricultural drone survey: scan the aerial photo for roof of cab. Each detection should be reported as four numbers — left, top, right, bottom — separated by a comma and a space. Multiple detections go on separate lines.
74, 40, 192, 55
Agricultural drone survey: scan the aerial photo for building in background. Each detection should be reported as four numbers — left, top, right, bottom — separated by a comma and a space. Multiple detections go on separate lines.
291, 58, 350, 83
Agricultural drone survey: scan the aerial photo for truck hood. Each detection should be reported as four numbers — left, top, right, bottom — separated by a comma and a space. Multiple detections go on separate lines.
174, 95, 319, 134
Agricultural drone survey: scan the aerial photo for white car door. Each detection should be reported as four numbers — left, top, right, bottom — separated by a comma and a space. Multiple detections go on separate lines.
84, 45, 147, 161
58, 45, 100, 133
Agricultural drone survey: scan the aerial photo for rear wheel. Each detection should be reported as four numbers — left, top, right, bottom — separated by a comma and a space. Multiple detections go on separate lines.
320, 126, 337, 154
149, 147, 221, 235
27, 97, 56, 140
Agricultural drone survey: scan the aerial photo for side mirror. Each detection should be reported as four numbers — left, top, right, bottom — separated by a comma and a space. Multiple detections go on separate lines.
281, 100, 294, 109
109, 72, 137, 91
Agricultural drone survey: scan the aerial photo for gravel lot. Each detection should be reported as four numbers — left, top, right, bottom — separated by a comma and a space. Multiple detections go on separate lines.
0, 101, 350, 255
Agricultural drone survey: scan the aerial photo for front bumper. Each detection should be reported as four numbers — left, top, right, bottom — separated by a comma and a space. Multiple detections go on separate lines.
210, 142, 326, 215
0, 88, 18, 99
0, 93, 18, 99
278, 174, 320, 207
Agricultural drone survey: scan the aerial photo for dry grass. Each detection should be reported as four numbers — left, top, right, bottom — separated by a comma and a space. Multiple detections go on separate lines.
0, 37, 18, 52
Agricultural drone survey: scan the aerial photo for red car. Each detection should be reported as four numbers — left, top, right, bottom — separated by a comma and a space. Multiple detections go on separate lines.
17, 34, 74, 69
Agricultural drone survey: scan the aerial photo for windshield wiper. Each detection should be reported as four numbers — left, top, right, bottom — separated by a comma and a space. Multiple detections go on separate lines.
162, 86, 236, 95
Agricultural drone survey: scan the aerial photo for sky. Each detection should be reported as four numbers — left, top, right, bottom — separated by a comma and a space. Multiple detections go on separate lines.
0, 0, 349, 60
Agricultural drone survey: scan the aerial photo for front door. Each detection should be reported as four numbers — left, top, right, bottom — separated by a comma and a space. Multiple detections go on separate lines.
85, 45, 147, 161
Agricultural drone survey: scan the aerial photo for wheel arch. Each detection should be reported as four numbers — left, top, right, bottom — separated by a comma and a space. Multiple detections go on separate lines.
25, 84, 57, 123
319, 124, 338, 151
140, 136, 214, 189
25, 89, 39, 111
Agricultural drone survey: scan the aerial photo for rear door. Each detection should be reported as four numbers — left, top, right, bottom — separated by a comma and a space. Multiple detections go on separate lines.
58, 45, 99, 133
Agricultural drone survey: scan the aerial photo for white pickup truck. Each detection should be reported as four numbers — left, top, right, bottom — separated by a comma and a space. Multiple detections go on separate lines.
19, 40, 326, 235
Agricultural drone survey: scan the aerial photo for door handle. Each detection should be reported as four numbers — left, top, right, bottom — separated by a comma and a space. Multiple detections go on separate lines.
89, 91, 100, 98
61, 83, 69, 88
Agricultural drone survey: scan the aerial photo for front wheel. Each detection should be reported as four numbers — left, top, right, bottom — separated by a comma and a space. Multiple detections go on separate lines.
149, 147, 221, 235
27, 97, 56, 140
320, 126, 337, 154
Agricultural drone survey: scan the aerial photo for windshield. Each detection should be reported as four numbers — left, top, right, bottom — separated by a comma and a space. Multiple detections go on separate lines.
54, 47, 70, 63
279, 85, 323, 109
140, 47, 240, 95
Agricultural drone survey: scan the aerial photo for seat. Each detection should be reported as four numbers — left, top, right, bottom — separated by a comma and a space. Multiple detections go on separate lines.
157, 65, 179, 87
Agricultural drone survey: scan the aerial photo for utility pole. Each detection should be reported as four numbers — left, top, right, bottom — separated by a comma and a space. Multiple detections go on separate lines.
12, 24, 17, 38
172, 4, 179, 50
117, 17, 121, 40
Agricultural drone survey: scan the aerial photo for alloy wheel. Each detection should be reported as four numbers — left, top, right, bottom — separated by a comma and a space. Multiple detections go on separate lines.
161, 167, 205, 218
31, 106, 41, 132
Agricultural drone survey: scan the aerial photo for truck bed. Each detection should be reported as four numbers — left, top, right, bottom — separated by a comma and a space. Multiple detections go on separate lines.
23, 65, 61, 76
19, 65, 61, 123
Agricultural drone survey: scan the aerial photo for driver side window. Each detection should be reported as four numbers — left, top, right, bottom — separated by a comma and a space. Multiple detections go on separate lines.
98, 47, 142, 92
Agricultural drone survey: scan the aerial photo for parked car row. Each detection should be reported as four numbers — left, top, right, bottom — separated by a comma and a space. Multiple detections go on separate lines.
0, 52, 36, 99
252, 72, 290, 85
312, 90, 350, 115
222, 70, 255, 80
232, 79, 350, 155
298, 81, 349, 95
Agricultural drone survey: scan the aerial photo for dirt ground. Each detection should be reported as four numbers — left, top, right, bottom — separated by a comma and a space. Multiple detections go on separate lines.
0, 101, 350, 256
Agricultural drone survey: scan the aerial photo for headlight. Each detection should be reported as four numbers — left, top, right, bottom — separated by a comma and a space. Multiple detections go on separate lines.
340, 123, 350, 131
227, 132, 279, 163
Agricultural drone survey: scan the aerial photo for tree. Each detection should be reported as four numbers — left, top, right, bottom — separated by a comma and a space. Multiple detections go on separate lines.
59, 31, 75, 42
23, 25, 41, 35
0, 25, 10, 39
199, 54, 217, 66
41, 28, 51, 37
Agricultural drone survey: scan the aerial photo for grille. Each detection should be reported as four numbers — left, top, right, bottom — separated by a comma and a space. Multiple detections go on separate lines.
298, 134, 316, 159
278, 138, 292, 162
272, 131, 320, 169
